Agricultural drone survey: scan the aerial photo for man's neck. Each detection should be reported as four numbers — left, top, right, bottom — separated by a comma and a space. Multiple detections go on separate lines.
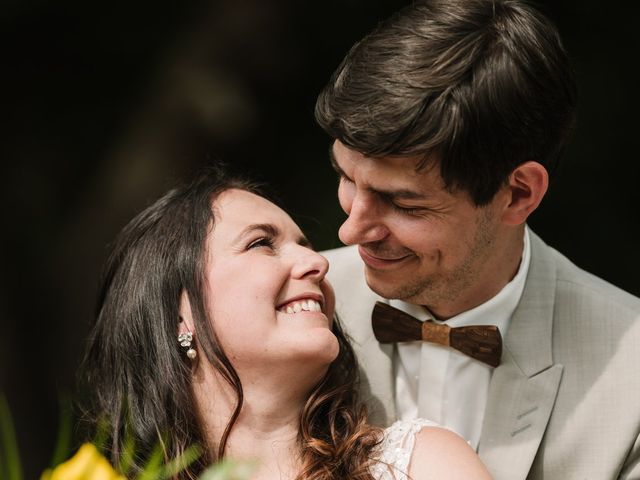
425, 227, 525, 320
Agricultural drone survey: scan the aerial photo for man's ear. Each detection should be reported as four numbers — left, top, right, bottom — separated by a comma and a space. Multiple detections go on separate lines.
178, 290, 196, 334
501, 161, 549, 225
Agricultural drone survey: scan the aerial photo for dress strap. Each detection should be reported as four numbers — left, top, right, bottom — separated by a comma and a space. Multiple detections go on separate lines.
370, 418, 443, 480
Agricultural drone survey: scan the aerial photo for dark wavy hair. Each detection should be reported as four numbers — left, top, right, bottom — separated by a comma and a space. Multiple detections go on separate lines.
315, 0, 577, 205
79, 164, 381, 479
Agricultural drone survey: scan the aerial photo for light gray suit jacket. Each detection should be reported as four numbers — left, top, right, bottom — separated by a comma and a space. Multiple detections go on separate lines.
323, 232, 640, 479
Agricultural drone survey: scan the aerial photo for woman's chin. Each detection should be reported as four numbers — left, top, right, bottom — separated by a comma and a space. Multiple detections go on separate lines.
273, 333, 341, 381
295, 329, 340, 364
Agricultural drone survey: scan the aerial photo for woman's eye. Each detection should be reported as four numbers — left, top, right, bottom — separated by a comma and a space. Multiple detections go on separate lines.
247, 237, 274, 250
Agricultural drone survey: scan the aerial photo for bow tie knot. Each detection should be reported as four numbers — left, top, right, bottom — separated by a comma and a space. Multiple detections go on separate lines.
371, 301, 502, 367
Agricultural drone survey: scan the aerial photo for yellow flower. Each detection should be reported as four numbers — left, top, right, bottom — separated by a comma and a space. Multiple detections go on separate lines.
41, 443, 125, 480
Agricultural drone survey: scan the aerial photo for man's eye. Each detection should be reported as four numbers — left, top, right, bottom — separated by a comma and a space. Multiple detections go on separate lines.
339, 174, 354, 184
247, 237, 274, 249
389, 203, 424, 215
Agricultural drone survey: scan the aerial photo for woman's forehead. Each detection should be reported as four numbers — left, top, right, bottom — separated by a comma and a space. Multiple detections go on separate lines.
211, 189, 302, 238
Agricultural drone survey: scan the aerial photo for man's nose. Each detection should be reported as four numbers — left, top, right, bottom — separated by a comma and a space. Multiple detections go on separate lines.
338, 193, 389, 245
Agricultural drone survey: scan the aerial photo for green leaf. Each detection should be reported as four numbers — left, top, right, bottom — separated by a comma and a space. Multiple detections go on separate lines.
198, 459, 257, 480
1, 445, 6, 480
49, 394, 72, 468
0, 395, 23, 480
117, 431, 136, 476
135, 442, 164, 480
92, 415, 111, 453
159, 444, 202, 479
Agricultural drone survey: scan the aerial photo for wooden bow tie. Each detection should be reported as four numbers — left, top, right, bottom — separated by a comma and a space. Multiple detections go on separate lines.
371, 302, 502, 367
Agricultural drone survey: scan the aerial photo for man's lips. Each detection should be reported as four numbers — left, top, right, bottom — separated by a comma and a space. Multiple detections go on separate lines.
357, 245, 414, 269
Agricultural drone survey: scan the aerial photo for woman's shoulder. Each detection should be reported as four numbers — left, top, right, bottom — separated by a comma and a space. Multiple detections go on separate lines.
379, 418, 442, 455
371, 419, 491, 480
409, 422, 492, 480
370, 418, 445, 480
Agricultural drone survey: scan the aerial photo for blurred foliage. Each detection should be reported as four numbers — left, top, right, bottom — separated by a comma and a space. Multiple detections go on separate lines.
1, 394, 253, 480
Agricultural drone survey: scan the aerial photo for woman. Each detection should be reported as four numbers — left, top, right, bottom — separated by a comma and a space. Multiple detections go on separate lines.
81, 165, 491, 479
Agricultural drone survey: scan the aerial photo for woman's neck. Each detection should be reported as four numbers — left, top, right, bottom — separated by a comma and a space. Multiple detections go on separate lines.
192, 365, 313, 479
223, 409, 301, 480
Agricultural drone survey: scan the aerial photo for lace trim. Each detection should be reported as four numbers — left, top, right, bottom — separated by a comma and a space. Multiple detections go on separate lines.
369, 418, 442, 480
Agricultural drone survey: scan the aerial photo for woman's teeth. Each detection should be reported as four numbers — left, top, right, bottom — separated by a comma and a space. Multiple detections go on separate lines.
278, 299, 322, 314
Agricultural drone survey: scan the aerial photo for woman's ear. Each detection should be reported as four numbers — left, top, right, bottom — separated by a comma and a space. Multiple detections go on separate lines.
178, 290, 196, 334
501, 161, 549, 225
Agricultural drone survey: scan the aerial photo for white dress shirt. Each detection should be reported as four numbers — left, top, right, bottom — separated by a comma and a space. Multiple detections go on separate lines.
393, 227, 531, 449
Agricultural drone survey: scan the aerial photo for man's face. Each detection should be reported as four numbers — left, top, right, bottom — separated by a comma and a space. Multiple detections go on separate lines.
331, 140, 506, 314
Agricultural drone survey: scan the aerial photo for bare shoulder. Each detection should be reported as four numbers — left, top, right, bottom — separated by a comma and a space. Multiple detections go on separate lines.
408, 426, 492, 480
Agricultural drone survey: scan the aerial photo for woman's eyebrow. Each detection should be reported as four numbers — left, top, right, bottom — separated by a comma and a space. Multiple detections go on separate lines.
233, 223, 279, 243
233, 223, 312, 248
298, 236, 312, 249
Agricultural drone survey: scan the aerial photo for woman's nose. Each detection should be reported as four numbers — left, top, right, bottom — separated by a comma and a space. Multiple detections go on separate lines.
291, 246, 329, 281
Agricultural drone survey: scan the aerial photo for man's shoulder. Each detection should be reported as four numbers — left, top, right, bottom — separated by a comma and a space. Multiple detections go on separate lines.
556, 253, 640, 312
534, 233, 640, 318
530, 236, 640, 476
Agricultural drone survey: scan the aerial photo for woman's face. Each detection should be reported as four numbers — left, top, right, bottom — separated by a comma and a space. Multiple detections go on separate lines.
203, 188, 338, 374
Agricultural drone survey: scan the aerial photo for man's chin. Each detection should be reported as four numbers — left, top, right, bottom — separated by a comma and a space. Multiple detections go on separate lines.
364, 267, 424, 302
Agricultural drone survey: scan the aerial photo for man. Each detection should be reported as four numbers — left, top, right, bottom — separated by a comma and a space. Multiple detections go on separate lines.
315, 1, 640, 479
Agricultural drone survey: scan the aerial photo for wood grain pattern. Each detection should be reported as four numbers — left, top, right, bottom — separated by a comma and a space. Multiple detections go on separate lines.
372, 301, 502, 367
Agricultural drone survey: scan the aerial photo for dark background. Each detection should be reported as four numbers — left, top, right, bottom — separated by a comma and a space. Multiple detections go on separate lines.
1, 0, 638, 477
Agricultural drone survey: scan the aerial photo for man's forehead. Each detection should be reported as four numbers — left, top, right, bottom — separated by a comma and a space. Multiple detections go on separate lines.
330, 140, 445, 196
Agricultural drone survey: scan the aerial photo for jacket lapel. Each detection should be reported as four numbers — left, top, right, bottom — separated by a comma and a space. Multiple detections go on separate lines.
355, 326, 395, 426
478, 232, 563, 480
337, 281, 396, 426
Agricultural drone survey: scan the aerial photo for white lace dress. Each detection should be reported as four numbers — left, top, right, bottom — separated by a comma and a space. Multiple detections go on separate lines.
370, 418, 442, 480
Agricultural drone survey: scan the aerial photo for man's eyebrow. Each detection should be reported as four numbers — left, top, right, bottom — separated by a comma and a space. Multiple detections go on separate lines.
328, 146, 345, 177
329, 143, 430, 201
377, 187, 429, 201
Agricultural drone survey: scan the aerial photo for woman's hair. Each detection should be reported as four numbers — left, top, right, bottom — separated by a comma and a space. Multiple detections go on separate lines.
79, 164, 381, 479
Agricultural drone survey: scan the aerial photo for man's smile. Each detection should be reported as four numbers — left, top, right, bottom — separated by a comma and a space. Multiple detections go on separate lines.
358, 245, 415, 269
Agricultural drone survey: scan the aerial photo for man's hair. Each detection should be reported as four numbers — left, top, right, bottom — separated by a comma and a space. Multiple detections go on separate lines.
315, 0, 577, 205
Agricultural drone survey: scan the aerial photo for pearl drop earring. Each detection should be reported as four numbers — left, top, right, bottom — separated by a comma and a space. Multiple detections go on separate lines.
178, 331, 197, 360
